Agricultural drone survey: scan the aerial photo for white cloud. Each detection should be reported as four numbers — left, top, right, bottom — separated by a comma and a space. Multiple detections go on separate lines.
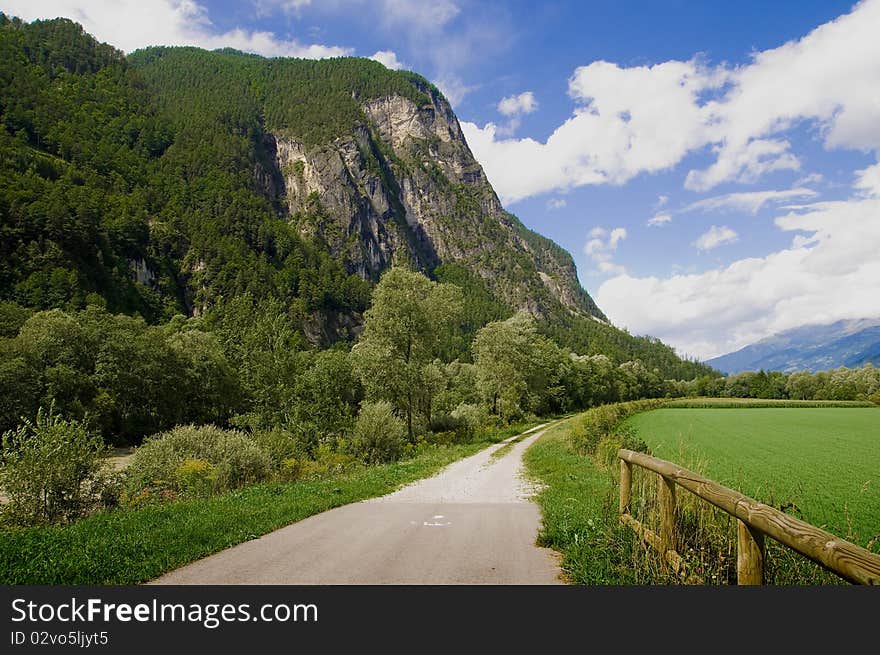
682, 187, 819, 215
855, 162, 880, 197
656, 194, 669, 208
794, 172, 824, 186
254, 0, 312, 15
370, 50, 404, 70
596, 196, 880, 359
684, 139, 801, 191
257, 0, 460, 31
546, 198, 567, 210
376, 0, 460, 32
647, 213, 672, 227
584, 227, 627, 274
495, 91, 538, 136
1, 0, 351, 57
464, 0, 880, 203
463, 59, 723, 203
498, 91, 538, 116
693, 225, 738, 251
435, 74, 476, 107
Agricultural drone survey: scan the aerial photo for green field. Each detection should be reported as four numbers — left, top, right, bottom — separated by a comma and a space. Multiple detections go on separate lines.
624, 408, 880, 545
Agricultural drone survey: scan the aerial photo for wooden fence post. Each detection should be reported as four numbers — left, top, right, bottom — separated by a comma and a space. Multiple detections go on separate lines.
737, 520, 765, 585
658, 475, 676, 558
619, 459, 632, 516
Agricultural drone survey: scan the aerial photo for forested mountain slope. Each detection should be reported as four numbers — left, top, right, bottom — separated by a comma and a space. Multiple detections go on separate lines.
0, 14, 713, 379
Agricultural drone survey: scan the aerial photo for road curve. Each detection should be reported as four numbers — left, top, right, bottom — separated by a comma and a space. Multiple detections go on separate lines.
150, 425, 562, 585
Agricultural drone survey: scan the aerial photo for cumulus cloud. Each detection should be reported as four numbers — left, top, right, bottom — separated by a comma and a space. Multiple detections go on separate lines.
463, 0, 880, 203
682, 187, 819, 215
494, 91, 538, 136
1, 0, 351, 57
596, 196, 880, 359
498, 91, 538, 116
647, 213, 672, 227
692, 225, 738, 251
855, 162, 880, 197
370, 50, 404, 70
463, 59, 723, 203
584, 227, 627, 274
546, 198, 567, 210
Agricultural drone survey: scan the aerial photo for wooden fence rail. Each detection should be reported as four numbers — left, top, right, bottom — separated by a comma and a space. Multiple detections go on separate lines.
617, 448, 880, 585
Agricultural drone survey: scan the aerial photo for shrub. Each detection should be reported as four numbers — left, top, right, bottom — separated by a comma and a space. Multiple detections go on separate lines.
570, 399, 663, 455
349, 401, 406, 464
428, 413, 473, 443
0, 408, 108, 526
595, 426, 650, 470
174, 459, 218, 496
124, 425, 273, 498
451, 403, 492, 431
251, 428, 307, 467
278, 457, 302, 482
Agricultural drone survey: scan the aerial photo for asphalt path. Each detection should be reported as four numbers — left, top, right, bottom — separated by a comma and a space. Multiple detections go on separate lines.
151, 424, 562, 584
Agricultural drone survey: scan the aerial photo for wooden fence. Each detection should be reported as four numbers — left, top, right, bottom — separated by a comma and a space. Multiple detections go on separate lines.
617, 448, 880, 585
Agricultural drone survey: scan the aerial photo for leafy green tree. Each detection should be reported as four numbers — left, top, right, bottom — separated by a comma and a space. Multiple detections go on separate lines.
285, 349, 362, 452
473, 312, 550, 419
351, 268, 463, 440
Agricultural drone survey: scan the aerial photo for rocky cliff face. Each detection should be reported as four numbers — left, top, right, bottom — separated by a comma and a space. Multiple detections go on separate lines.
266, 84, 606, 322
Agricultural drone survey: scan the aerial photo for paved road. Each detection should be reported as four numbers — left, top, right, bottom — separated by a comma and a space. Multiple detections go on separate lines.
151, 425, 562, 584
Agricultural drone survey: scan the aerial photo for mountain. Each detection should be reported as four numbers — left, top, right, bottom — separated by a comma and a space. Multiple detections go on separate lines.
707, 318, 880, 374
0, 15, 714, 379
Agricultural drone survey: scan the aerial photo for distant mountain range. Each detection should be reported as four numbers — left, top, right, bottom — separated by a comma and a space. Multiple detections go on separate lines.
707, 318, 880, 374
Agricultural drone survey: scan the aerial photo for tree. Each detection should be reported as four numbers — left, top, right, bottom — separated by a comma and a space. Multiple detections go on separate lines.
286, 349, 362, 452
472, 312, 554, 420
350, 268, 463, 440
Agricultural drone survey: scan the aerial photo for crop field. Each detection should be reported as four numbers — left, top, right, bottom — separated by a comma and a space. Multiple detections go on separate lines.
624, 407, 880, 547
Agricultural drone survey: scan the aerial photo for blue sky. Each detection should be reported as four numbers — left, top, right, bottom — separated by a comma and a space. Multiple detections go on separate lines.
4, 0, 880, 359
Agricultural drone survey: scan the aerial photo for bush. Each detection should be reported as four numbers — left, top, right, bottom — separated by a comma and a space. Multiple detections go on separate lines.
299, 442, 358, 479
450, 403, 492, 431
570, 399, 663, 455
124, 425, 273, 498
428, 413, 473, 443
174, 459, 218, 496
251, 429, 308, 468
595, 426, 650, 470
0, 408, 108, 526
278, 457, 302, 482
349, 401, 406, 464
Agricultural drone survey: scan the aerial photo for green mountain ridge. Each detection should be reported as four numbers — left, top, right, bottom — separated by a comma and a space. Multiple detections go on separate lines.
0, 14, 713, 380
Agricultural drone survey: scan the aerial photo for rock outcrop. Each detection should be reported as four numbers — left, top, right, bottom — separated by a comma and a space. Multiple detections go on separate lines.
267, 84, 606, 322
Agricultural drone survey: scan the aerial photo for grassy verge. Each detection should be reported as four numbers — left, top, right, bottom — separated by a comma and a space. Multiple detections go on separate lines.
524, 419, 647, 584
490, 420, 553, 460
0, 424, 535, 585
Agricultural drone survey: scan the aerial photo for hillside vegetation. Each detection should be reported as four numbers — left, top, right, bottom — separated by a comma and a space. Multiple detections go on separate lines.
0, 14, 712, 379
